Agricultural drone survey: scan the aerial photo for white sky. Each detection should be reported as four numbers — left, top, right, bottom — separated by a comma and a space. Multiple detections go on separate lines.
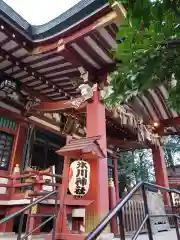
3, 0, 81, 25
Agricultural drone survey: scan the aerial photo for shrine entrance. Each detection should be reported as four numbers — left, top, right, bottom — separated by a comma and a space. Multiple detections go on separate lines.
29, 128, 65, 175
0, 0, 179, 239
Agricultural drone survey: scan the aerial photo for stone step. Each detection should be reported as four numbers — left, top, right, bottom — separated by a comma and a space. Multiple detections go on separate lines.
0, 233, 44, 240
0, 229, 178, 240
114, 229, 179, 239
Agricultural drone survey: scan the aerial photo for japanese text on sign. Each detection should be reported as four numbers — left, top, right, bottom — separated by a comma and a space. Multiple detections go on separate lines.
69, 160, 90, 197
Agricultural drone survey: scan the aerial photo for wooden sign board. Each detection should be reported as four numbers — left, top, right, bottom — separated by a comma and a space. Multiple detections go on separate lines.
146, 191, 170, 233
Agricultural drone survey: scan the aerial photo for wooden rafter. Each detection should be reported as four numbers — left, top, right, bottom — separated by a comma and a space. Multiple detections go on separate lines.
0, 21, 32, 50
0, 47, 76, 100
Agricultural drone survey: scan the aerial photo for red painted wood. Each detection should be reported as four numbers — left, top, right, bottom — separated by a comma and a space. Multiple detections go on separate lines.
113, 157, 120, 202
85, 90, 109, 222
0, 171, 10, 177
11, 125, 27, 171
64, 195, 94, 206
28, 212, 42, 235
0, 127, 16, 135
109, 183, 118, 234
158, 115, 180, 131
64, 23, 96, 45
0, 207, 6, 215
39, 100, 86, 112
9, 124, 21, 174
0, 183, 11, 188
0, 108, 27, 125
0, 194, 9, 200
56, 136, 72, 235
27, 174, 42, 235
152, 146, 170, 205
0, 208, 15, 232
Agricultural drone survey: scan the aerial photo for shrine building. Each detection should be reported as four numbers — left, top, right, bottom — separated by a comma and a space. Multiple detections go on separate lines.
0, 0, 179, 239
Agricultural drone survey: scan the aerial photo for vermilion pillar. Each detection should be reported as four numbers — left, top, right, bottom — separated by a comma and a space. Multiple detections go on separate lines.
152, 146, 170, 205
10, 124, 27, 173
109, 178, 118, 235
113, 157, 120, 203
0, 208, 14, 233
86, 90, 109, 226
56, 136, 72, 236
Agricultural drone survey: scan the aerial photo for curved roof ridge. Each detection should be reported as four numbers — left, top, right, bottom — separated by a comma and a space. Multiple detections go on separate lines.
0, 0, 108, 40
0, 0, 30, 33
32, 0, 107, 34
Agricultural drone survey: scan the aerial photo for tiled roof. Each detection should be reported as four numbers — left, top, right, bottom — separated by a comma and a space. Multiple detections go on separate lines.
56, 135, 105, 158
0, 0, 108, 40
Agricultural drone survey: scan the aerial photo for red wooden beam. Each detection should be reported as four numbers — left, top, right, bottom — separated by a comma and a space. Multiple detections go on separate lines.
0, 107, 25, 122
0, 107, 62, 136
38, 100, 87, 112
154, 116, 180, 135
159, 116, 180, 129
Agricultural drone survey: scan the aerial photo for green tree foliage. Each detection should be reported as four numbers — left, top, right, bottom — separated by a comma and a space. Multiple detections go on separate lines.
164, 135, 180, 167
118, 149, 154, 196
118, 135, 180, 196
107, 0, 180, 111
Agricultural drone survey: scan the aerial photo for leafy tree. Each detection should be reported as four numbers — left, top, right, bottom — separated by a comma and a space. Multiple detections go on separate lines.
118, 135, 180, 196
118, 149, 154, 196
106, 0, 180, 111
163, 135, 180, 167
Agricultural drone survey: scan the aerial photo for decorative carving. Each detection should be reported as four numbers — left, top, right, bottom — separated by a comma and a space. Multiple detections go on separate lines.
67, 84, 97, 109
70, 97, 85, 109
25, 97, 40, 115
78, 67, 89, 83
43, 112, 86, 137
8, 92, 19, 101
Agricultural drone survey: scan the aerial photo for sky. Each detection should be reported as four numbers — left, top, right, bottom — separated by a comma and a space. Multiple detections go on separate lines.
3, 0, 81, 25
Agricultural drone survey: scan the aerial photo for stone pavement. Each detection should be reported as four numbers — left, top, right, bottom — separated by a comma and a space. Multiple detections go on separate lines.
0, 229, 179, 240
0, 233, 44, 240
115, 229, 179, 239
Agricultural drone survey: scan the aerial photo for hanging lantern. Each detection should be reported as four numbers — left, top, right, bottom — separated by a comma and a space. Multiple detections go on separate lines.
0, 79, 16, 95
69, 159, 90, 197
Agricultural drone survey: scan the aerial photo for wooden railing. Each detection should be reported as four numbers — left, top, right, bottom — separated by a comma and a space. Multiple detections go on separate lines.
1, 175, 180, 236
0, 174, 12, 198
86, 182, 180, 240
168, 176, 180, 186
119, 201, 179, 234
0, 171, 61, 200
120, 200, 147, 234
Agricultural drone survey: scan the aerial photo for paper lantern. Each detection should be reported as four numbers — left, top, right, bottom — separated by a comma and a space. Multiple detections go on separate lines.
69, 160, 90, 197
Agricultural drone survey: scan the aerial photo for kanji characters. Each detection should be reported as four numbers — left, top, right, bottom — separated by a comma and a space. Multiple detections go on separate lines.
69, 159, 90, 197
74, 160, 88, 196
